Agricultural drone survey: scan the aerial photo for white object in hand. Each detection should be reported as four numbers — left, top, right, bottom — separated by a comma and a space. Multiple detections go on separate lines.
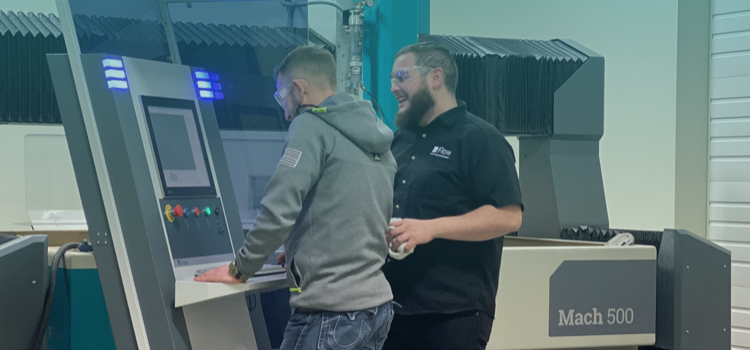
387, 218, 414, 260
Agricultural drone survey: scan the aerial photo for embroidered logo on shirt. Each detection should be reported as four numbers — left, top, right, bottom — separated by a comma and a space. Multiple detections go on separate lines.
430, 146, 452, 159
280, 147, 302, 168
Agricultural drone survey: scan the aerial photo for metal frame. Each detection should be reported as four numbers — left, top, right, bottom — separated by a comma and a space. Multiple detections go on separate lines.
155, 0, 341, 67
54, 1, 151, 348
155, 0, 292, 65
155, 0, 365, 95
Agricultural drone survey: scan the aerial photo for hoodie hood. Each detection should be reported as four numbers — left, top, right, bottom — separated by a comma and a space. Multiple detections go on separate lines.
304, 93, 393, 154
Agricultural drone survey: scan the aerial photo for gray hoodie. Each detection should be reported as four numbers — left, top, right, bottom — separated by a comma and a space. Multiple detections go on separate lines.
234, 93, 395, 311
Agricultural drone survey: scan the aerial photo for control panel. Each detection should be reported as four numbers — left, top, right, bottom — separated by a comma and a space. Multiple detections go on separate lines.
158, 197, 234, 267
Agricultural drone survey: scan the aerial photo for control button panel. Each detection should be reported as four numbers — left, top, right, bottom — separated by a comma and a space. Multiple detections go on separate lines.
162, 200, 227, 235
159, 197, 233, 264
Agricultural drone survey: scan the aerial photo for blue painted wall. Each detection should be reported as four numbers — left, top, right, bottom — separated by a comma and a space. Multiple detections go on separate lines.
47, 268, 116, 350
363, 0, 430, 129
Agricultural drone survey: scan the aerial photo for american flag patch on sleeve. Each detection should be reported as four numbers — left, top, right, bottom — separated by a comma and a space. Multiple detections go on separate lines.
280, 147, 302, 168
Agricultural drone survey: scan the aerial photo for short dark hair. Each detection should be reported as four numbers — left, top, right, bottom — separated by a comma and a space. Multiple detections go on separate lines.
274, 45, 337, 90
396, 43, 458, 95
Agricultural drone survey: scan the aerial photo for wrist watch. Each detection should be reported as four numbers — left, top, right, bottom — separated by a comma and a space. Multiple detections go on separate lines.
228, 260, 249, 282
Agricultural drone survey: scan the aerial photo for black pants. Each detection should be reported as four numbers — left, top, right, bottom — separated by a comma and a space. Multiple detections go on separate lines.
382, 310, 494, 350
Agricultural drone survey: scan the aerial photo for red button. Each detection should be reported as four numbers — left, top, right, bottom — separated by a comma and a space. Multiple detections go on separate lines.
194, 208, 200, 217
174, 205, 184, 217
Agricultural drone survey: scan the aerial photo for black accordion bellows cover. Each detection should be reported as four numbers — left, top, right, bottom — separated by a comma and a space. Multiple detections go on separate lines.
419, 34, 588, 135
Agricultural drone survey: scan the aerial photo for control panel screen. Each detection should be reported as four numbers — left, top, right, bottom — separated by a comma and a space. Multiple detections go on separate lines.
142, 96, 216, 197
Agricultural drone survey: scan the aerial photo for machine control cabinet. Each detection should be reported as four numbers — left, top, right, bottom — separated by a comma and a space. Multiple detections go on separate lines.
48, 53, 283, 349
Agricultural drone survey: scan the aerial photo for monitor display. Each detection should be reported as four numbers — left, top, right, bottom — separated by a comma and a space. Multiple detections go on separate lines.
142, 96, 216, 197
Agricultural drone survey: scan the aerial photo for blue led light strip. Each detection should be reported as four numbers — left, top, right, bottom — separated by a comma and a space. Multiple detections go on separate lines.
102, 59, 124, 69
196, 80, 212, 89
107, 80, 129, 90
103, 58, 128, 90
195, 71, 209, 80
194, 70, 222, 98
105, 69, 126, 79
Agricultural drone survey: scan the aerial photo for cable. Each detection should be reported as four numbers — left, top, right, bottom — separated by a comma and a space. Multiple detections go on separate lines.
28, 242, 82, 350
247, 293, 257, 311
361, 83, 385, 121
279, 0, 347, 12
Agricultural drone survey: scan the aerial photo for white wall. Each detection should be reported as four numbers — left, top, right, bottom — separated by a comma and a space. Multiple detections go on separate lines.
708, 0, 750, 347
308, 3, 338, 43
431, 0, 679, 231
0, 125, 84, 231
674, 1, 710, 239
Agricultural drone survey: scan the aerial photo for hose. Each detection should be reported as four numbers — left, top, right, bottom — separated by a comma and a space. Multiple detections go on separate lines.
28, 241, 86, 350
279, 0, 347, 12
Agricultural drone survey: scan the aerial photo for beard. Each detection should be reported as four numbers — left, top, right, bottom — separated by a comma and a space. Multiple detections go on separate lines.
395, 82, 435, 129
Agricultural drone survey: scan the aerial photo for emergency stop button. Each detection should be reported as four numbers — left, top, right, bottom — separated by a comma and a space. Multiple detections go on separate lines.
165, 204, 184, 223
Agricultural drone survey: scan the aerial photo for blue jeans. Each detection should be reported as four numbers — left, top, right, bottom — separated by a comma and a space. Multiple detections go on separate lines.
280, 301, 394, 350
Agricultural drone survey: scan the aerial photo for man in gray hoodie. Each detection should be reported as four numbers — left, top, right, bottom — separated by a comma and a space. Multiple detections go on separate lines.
196, 46, 396, 350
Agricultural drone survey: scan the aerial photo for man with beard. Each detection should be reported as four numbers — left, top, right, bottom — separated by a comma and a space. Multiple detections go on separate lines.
382, 43, 524, 350
196, 46, 396, 350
